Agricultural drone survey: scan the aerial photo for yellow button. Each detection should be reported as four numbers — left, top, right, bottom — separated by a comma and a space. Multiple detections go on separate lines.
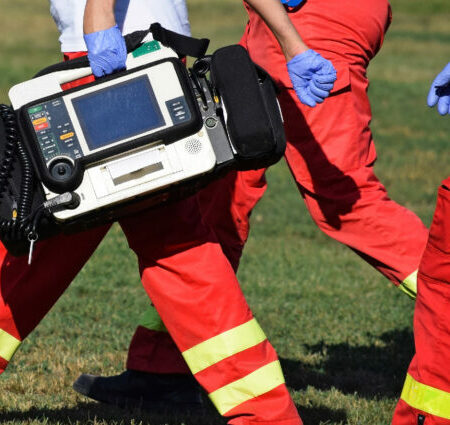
32, 117, 47, 126
60, 132, 75, 140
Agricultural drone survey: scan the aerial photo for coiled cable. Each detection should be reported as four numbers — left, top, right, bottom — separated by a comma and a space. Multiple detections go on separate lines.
0, 104, 35, 240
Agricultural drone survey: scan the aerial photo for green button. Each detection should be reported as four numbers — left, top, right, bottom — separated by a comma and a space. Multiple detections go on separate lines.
28, 105, 43, 114
132, 41, 161, 58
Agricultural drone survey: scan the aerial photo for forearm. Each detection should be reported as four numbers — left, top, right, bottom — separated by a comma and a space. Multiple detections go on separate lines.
84, 0, 116, 34
244, 0, 308, 61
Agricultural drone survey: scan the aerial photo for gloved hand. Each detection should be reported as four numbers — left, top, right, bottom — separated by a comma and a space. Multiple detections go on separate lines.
427, 63, 450, 116
83, 25, 127, 78
287, 49, 337, 107
280, 0, 304, 7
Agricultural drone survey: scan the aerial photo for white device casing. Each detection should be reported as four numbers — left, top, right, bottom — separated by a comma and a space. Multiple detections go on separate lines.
8, 44, 217, 222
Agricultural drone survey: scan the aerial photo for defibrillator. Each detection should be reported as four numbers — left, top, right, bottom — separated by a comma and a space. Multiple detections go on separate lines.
0, 25, 286, 256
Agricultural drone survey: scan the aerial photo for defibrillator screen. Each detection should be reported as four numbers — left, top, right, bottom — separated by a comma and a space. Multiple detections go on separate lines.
72, 76, 166, 151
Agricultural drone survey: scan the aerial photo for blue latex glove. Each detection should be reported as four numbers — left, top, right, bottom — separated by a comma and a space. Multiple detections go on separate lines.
281, 0, 304, 7
427, 63, 450, 116
287, 49, 337, 107
83, 25, 127, 78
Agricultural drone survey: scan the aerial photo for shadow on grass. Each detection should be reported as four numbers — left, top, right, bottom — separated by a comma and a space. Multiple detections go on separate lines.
282, 328, 414, 398
0, 402, 225, 425
0, 402, 346, 425
298, 405, 347, 425
3, 330, 408, 425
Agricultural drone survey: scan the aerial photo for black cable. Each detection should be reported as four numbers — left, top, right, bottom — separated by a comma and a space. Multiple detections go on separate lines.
0, 104, 35, 240
0, 105, 18, 195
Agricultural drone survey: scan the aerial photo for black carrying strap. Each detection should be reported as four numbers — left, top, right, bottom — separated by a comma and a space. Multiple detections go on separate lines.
34, 23, 210, 79
150, 23, 209, 58
124, 23, 209, 57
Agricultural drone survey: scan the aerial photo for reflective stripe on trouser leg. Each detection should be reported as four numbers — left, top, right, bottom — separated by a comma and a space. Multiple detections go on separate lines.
0, 328, 21, 362
182, 318, 266, 374
399, 270, 418, 299
400, 373, 450, 420
181, 318, 285, 415
138, 305, 167, 332
209, 360, 285, 415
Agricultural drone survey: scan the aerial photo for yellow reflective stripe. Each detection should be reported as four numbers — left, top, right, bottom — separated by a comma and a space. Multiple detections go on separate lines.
209, 360, 285, 415
182, 318, 267, 374
0, 329, 21, 362
138, 307, 167, 332
399, 270, 418, 300
401, 374, 450, 419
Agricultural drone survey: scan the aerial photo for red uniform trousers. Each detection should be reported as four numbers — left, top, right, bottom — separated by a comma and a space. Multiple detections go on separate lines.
0, 59, 300, 425
126, 0, 429, 375
0, 198, 301, 424
392, 178, 450, 425
126, 169, 267, 374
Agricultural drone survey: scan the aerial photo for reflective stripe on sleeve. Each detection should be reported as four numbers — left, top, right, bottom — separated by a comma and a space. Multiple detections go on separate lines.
401, 373, 450, 419
209, 360, 285, 415
182, 318, 267, 374
0, 329, 21, 362
138, 306, 167, 332
399, 270, 418, 300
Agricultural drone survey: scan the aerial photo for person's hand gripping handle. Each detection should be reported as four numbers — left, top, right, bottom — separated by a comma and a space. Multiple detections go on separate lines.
83, 0, 127, 78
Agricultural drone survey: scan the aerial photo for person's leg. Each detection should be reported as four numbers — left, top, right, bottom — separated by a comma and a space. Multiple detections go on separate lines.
0, 226, 110, 373
279, 66, 427, 297
242, 0, 427, 297
75, 169, 268, 406
392, 178, 450, 425
198, 169, 267, 271
120, 195, 301, 425
126, 169, 267, 370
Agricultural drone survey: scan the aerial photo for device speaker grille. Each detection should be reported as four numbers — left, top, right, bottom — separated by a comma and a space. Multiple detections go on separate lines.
184, 138, 203, 155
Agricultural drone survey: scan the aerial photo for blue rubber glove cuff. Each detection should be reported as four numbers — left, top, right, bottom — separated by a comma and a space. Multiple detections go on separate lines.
287, 49, 337, 108
427, 62, 450, 116
84, 25, 127, 78
281, 0, 304, 7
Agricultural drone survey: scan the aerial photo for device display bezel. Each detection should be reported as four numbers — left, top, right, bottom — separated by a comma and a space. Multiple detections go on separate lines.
18, 57, 202, 194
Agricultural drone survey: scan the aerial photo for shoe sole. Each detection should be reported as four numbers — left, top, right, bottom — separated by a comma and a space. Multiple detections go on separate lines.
72, 380, 204, 413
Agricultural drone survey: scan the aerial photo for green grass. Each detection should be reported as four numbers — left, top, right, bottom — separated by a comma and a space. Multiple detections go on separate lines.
1, 0, 450, 424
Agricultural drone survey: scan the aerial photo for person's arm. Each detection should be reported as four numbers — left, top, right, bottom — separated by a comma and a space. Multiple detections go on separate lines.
82, 0, 336, 106
245, 0, 307, 61
245, 0, 336, 107
84, 0, 116, 34
427, 63, 450, 116
83, 0, 127, 78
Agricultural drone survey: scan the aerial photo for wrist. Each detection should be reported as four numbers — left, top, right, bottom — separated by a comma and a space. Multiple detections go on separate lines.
283, 43, 308, 62
278, 33, 308, 62
84, 0, 116, 34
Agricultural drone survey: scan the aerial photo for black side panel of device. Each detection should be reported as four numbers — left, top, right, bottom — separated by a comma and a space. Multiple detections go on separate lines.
210, 45, 286, 171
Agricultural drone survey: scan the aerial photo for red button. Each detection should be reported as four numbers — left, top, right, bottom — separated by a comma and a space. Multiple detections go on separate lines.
34, 122, 49, 131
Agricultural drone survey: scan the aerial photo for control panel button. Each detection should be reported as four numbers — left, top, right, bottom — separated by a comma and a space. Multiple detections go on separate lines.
32, 117, 47, 126
205, 117, 218, 129
34, 122, 49, 131
166, 96, 191, 124
60, 132, 75, 141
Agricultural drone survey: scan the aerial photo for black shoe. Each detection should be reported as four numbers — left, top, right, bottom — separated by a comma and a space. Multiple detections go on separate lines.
73, 370, 204, 411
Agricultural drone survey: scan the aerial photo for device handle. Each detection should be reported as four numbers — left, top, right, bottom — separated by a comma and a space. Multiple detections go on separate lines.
34, 24, 210, 82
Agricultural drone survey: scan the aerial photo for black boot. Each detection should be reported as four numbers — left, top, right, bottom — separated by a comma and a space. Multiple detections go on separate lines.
73, 370, 204, 411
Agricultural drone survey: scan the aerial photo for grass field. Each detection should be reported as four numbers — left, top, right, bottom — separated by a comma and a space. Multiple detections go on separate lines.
1, 1, 450, 424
